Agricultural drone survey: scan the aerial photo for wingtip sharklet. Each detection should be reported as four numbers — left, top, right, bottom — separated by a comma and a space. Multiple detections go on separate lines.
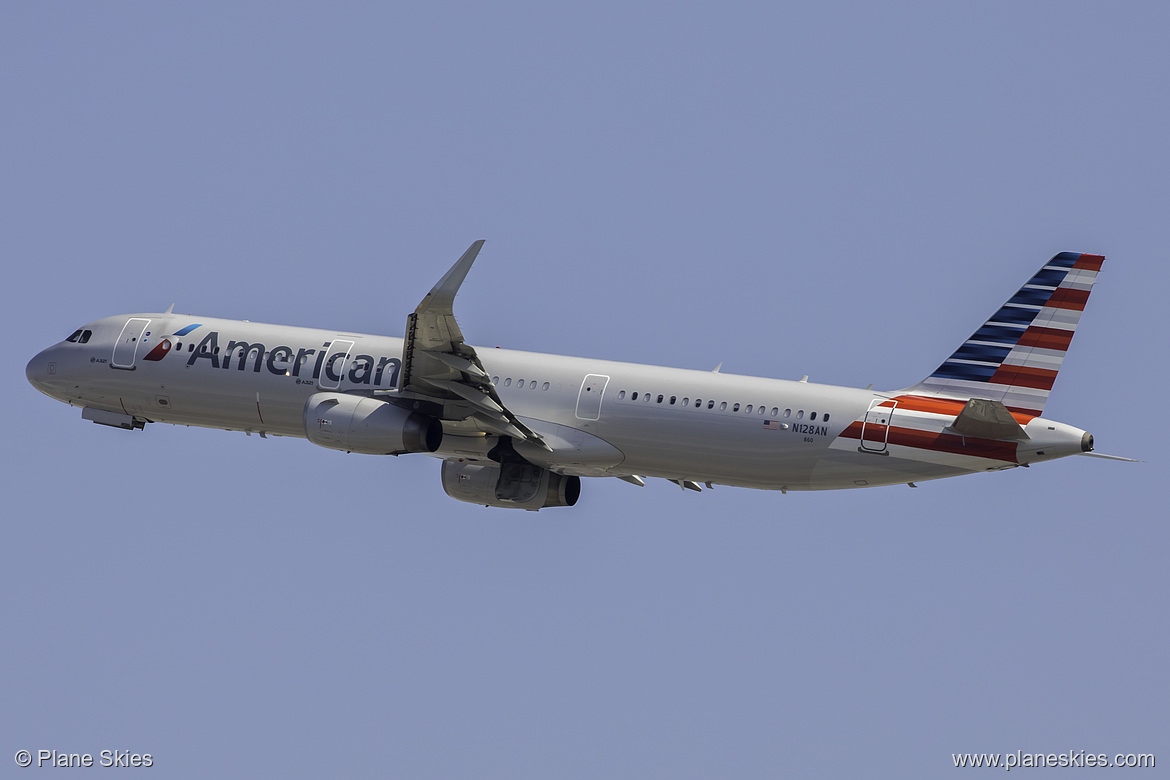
417, 239, 486, 313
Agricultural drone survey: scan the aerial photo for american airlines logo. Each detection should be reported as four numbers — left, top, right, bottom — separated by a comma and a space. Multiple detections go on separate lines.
143, 340, 173, 361
142, 324, 203, 362
176, 330, 401, 387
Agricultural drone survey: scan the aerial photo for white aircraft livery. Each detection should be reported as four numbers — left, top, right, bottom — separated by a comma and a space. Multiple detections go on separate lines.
26, 244, 1132, 509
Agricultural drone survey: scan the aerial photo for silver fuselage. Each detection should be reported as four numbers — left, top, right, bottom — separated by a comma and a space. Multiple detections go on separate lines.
26, 312, 1090, 492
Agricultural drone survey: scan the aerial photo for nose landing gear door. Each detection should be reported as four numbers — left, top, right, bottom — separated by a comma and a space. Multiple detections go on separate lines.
112, 318, 151, 370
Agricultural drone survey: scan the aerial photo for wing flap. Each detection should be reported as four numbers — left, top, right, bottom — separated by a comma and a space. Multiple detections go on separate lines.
424, 350, 493, 382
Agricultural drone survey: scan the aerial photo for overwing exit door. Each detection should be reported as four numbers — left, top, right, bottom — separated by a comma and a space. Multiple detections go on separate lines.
317, 340, 355, 390
575, 374, 609, 421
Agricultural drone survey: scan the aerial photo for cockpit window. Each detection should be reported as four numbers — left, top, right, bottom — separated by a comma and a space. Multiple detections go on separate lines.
78, 329, 92, 343
65, 329, 83, 343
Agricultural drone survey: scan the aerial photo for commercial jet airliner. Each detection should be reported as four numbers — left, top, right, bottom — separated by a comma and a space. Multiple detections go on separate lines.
26, 244, 1132, 509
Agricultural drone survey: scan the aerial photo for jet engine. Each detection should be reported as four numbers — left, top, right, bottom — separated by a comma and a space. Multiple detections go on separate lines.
441, 460, 580, 510
303, 392, 442, 455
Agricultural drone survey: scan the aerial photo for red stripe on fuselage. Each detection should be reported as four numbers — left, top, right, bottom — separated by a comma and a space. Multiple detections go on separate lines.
838, 421, 1019, 463
886, 395, 963, 415
889, 395, 1037, 424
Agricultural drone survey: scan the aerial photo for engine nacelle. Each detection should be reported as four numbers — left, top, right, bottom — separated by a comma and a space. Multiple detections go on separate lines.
304, 392, 442, 455
441, 460, 580, 510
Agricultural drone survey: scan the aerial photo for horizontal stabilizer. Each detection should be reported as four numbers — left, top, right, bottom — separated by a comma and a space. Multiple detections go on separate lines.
948, 398, 1029, 440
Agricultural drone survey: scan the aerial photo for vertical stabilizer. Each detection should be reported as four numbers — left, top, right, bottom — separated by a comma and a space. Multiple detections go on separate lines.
904, 252, 1104, 416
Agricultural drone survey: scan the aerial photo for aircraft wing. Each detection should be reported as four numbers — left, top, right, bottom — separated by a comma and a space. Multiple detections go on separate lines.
397, 241, 549, 448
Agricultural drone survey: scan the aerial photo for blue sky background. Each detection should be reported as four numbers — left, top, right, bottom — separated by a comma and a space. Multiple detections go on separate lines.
2, 3, 1165, 777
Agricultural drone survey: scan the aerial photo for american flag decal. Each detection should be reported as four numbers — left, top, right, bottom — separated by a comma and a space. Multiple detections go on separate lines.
764, 420, 779, 430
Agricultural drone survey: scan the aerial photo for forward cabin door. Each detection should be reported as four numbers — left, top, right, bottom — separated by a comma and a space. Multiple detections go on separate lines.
111, 318, 151, 370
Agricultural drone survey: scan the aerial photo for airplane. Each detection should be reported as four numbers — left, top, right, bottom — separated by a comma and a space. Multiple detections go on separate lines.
25, 243, 1133, 509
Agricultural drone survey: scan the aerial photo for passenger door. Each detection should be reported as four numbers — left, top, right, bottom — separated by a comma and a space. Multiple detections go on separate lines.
860, 399, 897, 452
574, 374, 610, 421
111, 318, 151, 370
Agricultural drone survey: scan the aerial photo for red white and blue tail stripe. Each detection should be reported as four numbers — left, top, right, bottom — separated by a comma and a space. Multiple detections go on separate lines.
904, 252, 1103, 416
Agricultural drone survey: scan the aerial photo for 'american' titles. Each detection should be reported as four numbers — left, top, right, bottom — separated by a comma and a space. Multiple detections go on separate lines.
186, 331, 400, 387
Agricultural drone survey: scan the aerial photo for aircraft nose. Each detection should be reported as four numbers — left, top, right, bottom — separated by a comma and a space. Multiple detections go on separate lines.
26, 348, 56, 392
